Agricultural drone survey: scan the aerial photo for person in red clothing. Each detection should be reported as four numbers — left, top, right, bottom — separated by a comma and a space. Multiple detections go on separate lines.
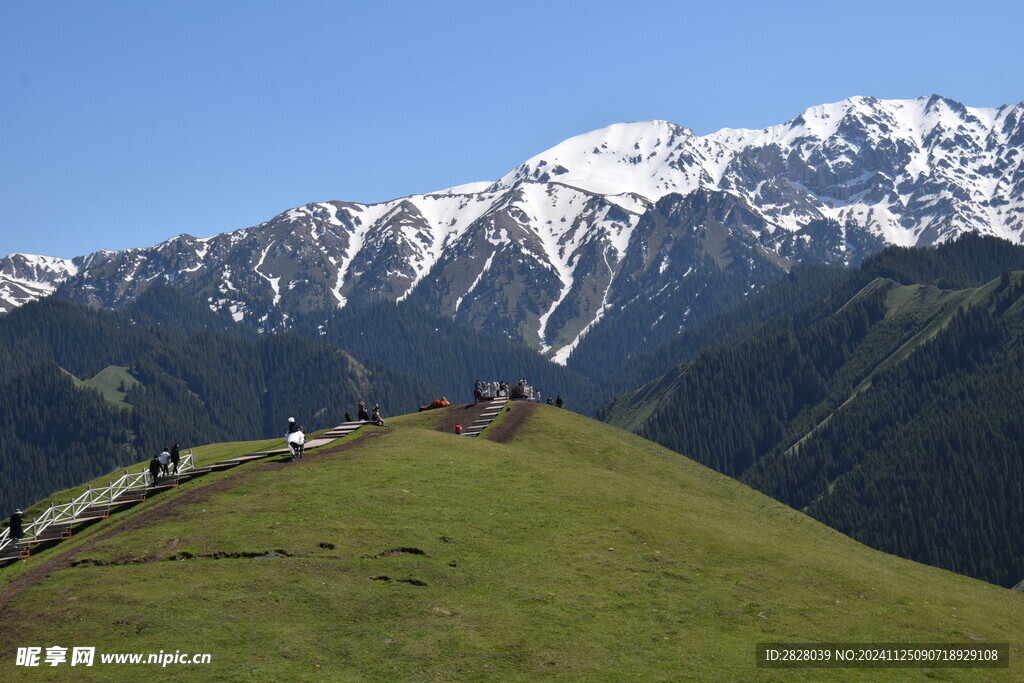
455, 424, 463, 434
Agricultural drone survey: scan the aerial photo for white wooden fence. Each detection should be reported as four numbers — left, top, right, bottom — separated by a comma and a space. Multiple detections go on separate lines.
0, 451, 195, 555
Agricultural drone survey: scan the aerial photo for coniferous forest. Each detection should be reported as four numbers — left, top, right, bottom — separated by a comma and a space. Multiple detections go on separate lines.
0, 287, 439, 512
0, 286, 594, 513
601, 236, 1024, 587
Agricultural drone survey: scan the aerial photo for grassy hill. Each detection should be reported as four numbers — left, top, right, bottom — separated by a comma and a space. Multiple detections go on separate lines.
1, 405, 1021, 680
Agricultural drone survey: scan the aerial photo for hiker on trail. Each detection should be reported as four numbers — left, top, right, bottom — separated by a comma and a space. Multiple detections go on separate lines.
358, 400, 370, 422
371, 404, 384, 426
148, 456, 162, 485
287, 425, 305, 460
8, 509, 23, 543
546, 396, 553, 405
158, 448, 171, 475
285, 418, 305, 459
556, 395, 564, 408
170, 443, 180, 474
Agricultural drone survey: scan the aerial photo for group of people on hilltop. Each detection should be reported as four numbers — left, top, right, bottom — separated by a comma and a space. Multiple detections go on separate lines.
474, 379, 507, 401
148, 443, 181, 484
476, 379, 535, 401
343, 400, 385, 426
473, 378, 563, 408
342, 401, 385, 425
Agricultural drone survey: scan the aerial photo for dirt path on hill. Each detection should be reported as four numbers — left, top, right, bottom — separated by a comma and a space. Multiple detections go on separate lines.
439, 402, 492, 434
483, 401, 539, 443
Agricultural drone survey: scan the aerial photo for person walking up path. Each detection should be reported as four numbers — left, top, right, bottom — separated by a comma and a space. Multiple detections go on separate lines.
8, 510, 23, 543
148, 456, 162, 485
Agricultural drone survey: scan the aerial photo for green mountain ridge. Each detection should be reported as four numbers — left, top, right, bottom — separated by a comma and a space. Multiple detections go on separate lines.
778, 275, 1005, 457
602, 271, 1024, 587
597, 234, 1024, 403
2, 406, 1021, 679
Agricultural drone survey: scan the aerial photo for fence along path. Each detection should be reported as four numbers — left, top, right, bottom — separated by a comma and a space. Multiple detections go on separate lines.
0, 421, 366, 564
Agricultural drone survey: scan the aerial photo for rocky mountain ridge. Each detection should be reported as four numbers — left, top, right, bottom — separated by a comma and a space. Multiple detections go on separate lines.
3, 95, 1022, 365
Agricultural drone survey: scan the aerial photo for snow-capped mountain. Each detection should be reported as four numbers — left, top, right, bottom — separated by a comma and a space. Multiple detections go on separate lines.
0, 253, 80, 312
3, 95, 1023, 366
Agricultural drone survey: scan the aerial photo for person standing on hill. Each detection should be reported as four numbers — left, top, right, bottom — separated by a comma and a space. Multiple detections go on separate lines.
158, 447, 171, 475
358, 401, 370, 422
8, 509, 23, 543
555, 395, 564, 408
170, 443, 180, 474
371, 404, 385, 426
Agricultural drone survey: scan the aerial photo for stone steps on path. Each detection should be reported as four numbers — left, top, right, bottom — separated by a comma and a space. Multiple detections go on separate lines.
461, 398, 508, 437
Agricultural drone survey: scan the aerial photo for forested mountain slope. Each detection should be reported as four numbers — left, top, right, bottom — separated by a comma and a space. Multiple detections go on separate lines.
0, 288, 438, 513
291, 301, 597, 410
602, 267, 1024, 587
598, 234, 1024, 401
0, 284, 596, 513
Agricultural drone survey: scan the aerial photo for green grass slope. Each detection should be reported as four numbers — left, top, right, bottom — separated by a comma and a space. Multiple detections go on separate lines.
1, 406, 1021, 680
80, 366, 139, 409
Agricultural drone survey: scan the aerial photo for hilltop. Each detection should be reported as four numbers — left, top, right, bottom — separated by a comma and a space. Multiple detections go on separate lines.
1, 405, 1021, 679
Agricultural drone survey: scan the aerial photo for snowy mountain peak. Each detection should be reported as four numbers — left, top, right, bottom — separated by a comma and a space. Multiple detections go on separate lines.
491, 120, 699, 200
3, 95, 1024, 363
0, 253, 79, 312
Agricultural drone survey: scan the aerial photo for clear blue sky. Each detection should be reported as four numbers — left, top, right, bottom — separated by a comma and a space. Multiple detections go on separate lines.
2, 0, 1022, 258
